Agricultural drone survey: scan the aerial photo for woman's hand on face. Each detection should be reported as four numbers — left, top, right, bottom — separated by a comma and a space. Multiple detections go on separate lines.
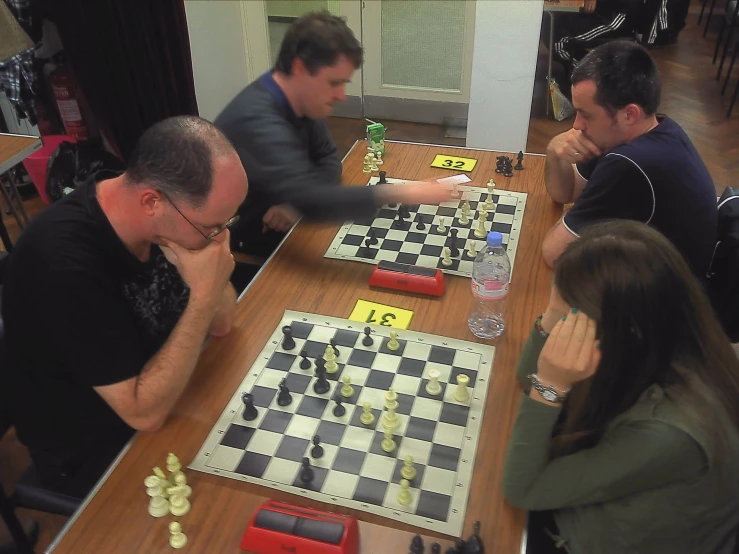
537, 309, 601, 390
540, 284, 571, 333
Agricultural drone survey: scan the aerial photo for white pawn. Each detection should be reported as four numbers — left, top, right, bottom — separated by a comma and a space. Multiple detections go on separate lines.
173, 473, 192, 499
441, 247, 453, 267
166, 453, 181, 473
340, 374, 354, 398
360, 401, 375, 426
425, 368, 442, 395
387, 331, 400, 351
324, 344, 338, 373
381, 389, 399, 431
363, 154, 372, 174
400, 455, 417, 481
144, 475, 165, 497
437, 217, 447, 233
467, 240, 478, 259
153, 466, 172, 492
375, 151, 384, 166
370, 155, 379, 172
381, 427, 396, 453
148, 496, 170, 518
397, 479, 412, 506
454, 373, 470, 403
169, 493, 191, 517
169, 521, 188, 549
459, 209, 469, 226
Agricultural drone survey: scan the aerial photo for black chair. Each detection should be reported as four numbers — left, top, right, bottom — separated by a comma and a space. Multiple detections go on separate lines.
714, 0, 739, 79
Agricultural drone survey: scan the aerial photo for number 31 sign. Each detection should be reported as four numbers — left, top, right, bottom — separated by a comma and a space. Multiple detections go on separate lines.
430, 154, 478, 172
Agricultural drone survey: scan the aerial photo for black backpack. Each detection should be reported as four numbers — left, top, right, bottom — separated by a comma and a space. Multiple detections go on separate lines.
706, 187, 739, 342
45, 141, 125, 203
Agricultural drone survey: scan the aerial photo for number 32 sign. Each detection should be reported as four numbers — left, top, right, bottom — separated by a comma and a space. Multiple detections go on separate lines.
430, 154, 478, 172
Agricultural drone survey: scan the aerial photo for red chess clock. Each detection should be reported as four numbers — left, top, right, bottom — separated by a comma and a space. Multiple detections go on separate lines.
369, 261, 446, 297
240, 500, 359, 554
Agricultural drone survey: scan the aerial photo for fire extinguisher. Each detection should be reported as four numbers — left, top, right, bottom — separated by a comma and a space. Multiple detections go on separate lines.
50, 64, 89, 141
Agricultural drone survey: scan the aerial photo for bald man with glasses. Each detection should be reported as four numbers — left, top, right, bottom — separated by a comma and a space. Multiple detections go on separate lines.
1, 116, 248, 498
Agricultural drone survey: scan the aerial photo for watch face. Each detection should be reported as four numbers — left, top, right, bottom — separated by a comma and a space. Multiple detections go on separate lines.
542, 389, 559, 402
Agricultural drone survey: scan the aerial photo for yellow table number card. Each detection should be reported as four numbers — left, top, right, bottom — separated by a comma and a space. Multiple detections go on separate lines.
349, 300, 414, 329
430, 154, 478, 172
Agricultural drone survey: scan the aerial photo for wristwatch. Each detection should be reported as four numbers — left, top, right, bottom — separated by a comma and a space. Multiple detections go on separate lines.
527, 374, 570, 404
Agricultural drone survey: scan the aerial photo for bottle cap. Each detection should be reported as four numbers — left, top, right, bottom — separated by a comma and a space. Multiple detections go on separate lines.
487, 231, 503, 247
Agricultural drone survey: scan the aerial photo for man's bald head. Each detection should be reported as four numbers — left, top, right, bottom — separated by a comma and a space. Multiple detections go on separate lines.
126, 115, 237, 208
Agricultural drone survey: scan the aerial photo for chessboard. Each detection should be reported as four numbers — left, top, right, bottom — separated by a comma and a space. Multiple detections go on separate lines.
324, 176, 528, 278
189, 310, 495, 537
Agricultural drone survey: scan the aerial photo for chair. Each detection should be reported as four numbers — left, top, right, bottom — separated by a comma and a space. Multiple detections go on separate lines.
714, 0, 739, 79
0, 412, 35, 554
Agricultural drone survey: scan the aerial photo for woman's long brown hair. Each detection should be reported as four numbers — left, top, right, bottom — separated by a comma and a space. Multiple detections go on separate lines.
549, 220, 739, 457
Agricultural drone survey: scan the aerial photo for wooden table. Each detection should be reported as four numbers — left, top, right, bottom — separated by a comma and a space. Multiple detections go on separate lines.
0, 133, 42, 249
47, 140, 560, 554
543, 0, 585, 116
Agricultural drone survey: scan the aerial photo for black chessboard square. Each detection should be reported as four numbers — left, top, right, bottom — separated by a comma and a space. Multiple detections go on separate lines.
428, 444, 462, 472
316, 420, 347, 446
275, 436, 311, 462
404, 204, 420, 213
347, 349, 376, 368
436, 207, 458, 218
260, 410, 292, 434
439, 402, 470, 427
391, 220, 411, 232
377, 208, 398, 220
391, 458, 426, 485
450, 367, 479, 389
416, 490, 452, 522
324, 365, 346, 381
303, 340, 329, 359
468, 200, 479, 210
296, 396, 329, 419
397, 357, 425, 378
452, 217, 473, 228
429, 346, 456, 365
220, 424, 255, 450
396, 252, 419, 265
420, 244, 443, 257
380, 239, 403, 252
436, 258, 460, 271
405, 416, 437, 442
405, 231, 427, 244
357, 247, 378, 260
352, 214, 377, 226
492, 221, 513, 234
337, 385, 362, 405
369, 430, 404, 456
395, 393, 414, 416
353, 477, 389, 506
350, 406, 382, 429
234, 452, 271, 478
292, 465, 329, 492
333, 448, 368, 474
418, 379, 448, 401
365, 369, 395, 390
495, 203, 516, 215
266, 352, 296, 371
250, 385, 277, 408
369, 227, 389, 239
285, 373, 312, 395
288, 321, 314, 340
333, 329, 360, 348
379, 338, 407, 356
341, 234, 364, 247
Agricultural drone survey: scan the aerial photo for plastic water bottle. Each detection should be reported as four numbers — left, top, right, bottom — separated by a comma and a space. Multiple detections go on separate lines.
468, 231, 510, 339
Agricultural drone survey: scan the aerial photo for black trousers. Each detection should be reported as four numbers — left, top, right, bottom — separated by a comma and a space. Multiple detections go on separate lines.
526, 511, 570, 554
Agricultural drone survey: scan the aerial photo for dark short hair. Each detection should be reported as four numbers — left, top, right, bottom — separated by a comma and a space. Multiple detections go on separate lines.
126, 116, 233, 207
274, 10, 363, 75
571, 41, 661, 116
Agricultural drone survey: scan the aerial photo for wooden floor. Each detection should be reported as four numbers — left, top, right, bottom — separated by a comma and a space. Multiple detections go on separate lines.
1, 6, 738, 551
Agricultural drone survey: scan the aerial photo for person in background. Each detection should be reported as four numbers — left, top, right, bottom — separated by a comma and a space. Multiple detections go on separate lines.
503, 221, 739, 554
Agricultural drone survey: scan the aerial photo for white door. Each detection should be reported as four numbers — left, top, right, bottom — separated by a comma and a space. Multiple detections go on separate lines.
360, 0, 476, 125
240, 0, 363, 118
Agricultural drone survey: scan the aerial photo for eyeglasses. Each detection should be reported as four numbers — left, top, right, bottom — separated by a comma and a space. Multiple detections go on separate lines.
159, 190, 239, 241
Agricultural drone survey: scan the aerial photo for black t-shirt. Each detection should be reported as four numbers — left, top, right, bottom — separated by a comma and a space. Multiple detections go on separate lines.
1, 170, 189, 478
564, 116, 717, 277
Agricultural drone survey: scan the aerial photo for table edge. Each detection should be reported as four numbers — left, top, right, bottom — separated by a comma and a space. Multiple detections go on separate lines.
0, 135, 42, 175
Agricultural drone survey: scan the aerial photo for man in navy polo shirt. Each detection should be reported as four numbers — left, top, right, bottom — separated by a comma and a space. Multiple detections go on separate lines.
542, 40, 717, 278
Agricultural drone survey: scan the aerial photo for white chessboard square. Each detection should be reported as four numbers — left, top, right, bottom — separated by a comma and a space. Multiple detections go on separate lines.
385, 229, 408, 241
262, 457, 300, 484
339, 427, 375, 452
206, 444, 243, 473
420, 465, 457, 496
256, 368, 291, 390
424, 362, 453, 383
360, 453, 396, 482
383, 482, 421, 514
321, 401, 357, 423
375, 250, 397, 262
309, 443, 340, 470
417, 204, 439, 215
372, 219, 393, 230
284, 414, 321, 441
409, 397, 443, 421
399, 242, 424, 255
433, 422, 466, 449
443, 384, 471, 405
232, 403, 267, 428
391, 374, 422, 395
306, 325, 336, 343
494, 213, 514, 225
371, 353, 402, 372
453, 350, 481, 370
248, 429, 284, 457
334, 244, 358, 257
402, 342, 432, 360
347, 224, 370, 235
416, 254, 443, 268
356, 386, 387, 408
322, 470, 360, 500
397, 437, 433, 466
342, 365, 371, 386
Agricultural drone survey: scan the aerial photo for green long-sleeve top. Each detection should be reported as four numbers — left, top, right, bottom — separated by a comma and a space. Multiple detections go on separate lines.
502, 326, 739, 554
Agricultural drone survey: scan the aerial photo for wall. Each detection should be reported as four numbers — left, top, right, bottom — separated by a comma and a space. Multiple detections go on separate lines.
184, 1, 250, 122
465, 0, 543, 153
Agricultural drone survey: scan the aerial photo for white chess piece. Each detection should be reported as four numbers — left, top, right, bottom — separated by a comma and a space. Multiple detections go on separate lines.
363, 154, 372, 173
467, 240, 478, 259
169, 522, 188, 549
441, 247, 453, 266
144, 475, 164, 497
437, 217, 447, 233
425, 368, 442, 395
381, 389, 399, 431
169, 493, 191, 517
340, 374, 354, 398
173, 473, 192, 499
454, 373, 470, 403
474, 211, 487, 239
324, 344, 338, 373
459, 209, 469, 225
360, 401, 375, 426
166, 453, 181, 473
370, 155, 379, 172
381, 427, 396, 453
400, 455, 417, 481
485, 180, 496, 211
397, 478, 412, 506
148, 496, 170, 518
387, 331, 400, 351
375, 151, 384, 165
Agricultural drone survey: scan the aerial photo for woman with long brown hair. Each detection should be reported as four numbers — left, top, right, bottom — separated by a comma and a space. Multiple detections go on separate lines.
503, 220, 739, 554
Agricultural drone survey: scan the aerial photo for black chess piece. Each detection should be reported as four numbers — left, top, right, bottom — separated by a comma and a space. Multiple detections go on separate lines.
454, 538, 466, 553
241, 392, 258, 421
430, 544, 441, 554
444, 548, 456, 554
448, 228, 459, 257
330, 338, 340, 358
300, 457, 314, 484
399, 204, 410, 220
333, 396, 346, 417
367, 228, 378, 246
465, 521, 483, 554
281, 325, 296, 350
299, 349, 311, 370
362, 326, 374, 346
313, 362, 330, 394
277, 379, 292, 406
495, 155, 506, 173
378, 170, 387, 184
415, 213, 426, 230
504, 158, 514, 178
409, 534, 424, 554
515, 150, 524, 170
310, 435, 324, 459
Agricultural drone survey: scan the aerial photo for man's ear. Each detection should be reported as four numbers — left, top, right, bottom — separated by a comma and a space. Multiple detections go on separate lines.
621, 103, 643, 125
292, 57, 307, 78
141, 189, 164, 216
